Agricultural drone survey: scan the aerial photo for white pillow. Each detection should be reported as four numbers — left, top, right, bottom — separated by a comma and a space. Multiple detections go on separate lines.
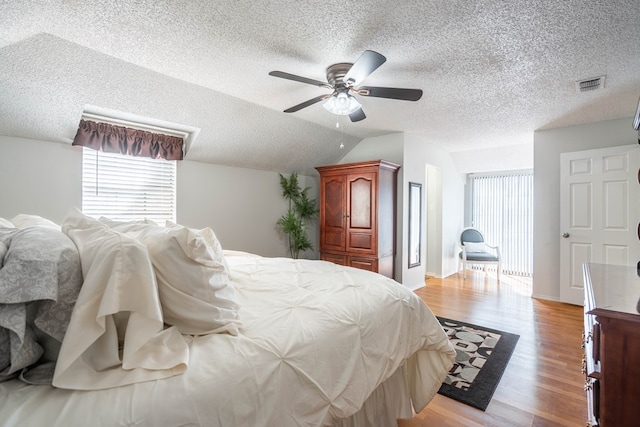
99, 217, 158, 228
11, 214, 60, 230
105, 220, 242, 335
165, 220, 232, 274
464, 242, 487, 253
0, 218, 14, 228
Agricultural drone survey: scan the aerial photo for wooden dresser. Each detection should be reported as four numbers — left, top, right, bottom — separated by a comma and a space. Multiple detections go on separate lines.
315, 160, 400, 279
583, 263, 640, 427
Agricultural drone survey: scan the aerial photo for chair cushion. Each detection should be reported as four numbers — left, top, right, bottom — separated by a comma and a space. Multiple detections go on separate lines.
459, 251, 499, 262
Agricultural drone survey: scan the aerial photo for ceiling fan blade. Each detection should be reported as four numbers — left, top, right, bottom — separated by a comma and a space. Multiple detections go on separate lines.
358, 86, 423, 101
349, 108, 366, 122
283, 95, 329, 113
343, 50, 386, 87
269, 71, 332, 89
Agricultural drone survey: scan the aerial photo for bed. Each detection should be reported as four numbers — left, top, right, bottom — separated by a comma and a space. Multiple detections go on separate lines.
0, 210, 455, 427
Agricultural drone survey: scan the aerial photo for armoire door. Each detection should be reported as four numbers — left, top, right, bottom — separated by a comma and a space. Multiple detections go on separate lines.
320, 174, 346, 252
346, 172, 377, 255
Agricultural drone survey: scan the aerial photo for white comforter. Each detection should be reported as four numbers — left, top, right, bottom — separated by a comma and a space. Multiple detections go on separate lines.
0, 254, 454, 427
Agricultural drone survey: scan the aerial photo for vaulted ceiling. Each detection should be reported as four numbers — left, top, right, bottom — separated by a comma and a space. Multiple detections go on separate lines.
1, 1, 639, 174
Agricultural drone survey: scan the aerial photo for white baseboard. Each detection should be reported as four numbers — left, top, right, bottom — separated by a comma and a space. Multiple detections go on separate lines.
530, 292, 561, 302
407, 282, 426, 291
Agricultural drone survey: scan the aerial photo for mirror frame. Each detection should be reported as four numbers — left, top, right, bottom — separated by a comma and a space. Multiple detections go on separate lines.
408, 181, 422, 268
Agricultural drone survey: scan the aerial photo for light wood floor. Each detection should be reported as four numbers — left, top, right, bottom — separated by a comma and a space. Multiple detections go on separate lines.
398, 271, 586, 427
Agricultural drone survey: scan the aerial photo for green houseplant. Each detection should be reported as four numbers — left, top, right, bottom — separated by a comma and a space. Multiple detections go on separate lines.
277, 173, 318, 259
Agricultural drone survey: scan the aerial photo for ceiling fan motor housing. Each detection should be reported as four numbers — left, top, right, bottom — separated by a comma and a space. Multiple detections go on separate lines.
326, 63, 354, 88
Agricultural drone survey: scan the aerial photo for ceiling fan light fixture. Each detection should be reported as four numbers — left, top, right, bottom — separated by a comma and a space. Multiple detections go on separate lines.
323, 92, 362, 115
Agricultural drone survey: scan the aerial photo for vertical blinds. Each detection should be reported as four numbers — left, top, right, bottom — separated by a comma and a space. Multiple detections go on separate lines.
471, 171, 533, 276
81, 148, 177, 224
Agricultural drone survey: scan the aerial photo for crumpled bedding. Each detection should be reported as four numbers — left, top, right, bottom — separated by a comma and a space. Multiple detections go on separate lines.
0, 253, 455, 427
0, 227, 83, 384
52, 212, 189, 390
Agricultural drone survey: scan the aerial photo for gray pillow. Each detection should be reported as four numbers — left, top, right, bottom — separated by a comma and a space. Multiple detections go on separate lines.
0, 227, 83, 383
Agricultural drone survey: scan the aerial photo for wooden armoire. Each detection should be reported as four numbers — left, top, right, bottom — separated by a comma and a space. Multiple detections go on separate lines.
315, 160, 400, 278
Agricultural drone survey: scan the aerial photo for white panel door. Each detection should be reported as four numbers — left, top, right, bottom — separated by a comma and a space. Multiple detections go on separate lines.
560, 145, 640, 305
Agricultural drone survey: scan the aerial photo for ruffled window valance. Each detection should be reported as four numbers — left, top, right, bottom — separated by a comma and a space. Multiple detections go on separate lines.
72, 119, 184, 161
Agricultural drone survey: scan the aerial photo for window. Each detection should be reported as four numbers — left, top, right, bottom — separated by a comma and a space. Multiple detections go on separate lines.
81, 148, 177, 223
470, 170, 533, 276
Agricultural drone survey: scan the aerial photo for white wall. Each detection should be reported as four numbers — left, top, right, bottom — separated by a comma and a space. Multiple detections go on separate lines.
0, 136, 82, 222
177, 160, 319, 257
532, 117, 637, 301
451, 143, 533, 174
425, 165, 443, 278
338, 133, 404, 166
404, 134, 466, 282
0, 135, 318, 259
400, 134, 430, 288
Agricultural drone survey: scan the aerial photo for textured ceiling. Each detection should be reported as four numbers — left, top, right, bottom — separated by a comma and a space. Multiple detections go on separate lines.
1, 0, 640, 175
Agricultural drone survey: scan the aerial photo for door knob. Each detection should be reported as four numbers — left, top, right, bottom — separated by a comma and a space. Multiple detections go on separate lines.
562, 233, 570, 238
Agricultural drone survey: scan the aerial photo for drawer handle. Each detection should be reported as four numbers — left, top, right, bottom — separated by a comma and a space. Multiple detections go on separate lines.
581, 331, 593, 350
584, 379, 594, 391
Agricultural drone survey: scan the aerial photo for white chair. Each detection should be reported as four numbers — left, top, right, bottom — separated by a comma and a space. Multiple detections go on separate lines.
458, 227, 501, 280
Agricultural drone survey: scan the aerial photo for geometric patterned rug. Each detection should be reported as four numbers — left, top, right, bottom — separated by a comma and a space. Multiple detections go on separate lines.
437, 317, 520, 411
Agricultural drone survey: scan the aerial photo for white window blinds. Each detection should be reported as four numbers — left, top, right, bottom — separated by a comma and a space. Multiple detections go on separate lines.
81, 148, 177, 224
470, 171, 533, 277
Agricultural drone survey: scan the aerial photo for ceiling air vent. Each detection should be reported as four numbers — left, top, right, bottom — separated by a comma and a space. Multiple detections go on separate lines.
576, 75, 606, 93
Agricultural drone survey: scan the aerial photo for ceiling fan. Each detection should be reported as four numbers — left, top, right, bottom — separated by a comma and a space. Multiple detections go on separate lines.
269, 50, 423, 123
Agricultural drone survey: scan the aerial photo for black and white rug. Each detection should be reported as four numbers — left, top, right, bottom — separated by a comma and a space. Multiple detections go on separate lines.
437, 317, 519, 411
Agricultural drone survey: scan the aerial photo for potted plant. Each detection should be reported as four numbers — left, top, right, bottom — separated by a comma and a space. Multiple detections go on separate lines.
277, 173, 318, 259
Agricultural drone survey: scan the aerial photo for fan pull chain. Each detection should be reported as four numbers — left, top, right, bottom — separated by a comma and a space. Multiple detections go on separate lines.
336, 115, 344, 150
336, 116, 344, 149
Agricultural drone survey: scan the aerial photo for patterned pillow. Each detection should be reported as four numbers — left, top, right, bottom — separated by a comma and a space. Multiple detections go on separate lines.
0, 227, 83, 383
11, 214, 60, 230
